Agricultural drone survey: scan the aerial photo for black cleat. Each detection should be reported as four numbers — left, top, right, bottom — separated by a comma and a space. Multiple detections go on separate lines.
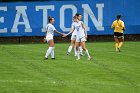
118, 47, 121, 52
80, 53, 84, 56
51, 58, 55, 60
44, 58, 48, 60
67, 52, 70, 55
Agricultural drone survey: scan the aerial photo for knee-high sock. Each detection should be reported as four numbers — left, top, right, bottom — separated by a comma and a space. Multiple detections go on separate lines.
51, 47, 55, 58
45, 47, 53, 58
79, 46, 83, 53
76, 50, 80, 59
118, 42, 123, 48
115, 43, 119, 51
85, 49, 90, 58
68, 46, 73, 53
74, 46, 77, 56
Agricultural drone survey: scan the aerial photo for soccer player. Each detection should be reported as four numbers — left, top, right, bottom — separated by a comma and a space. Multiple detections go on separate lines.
44, 16, 64, 60
67, 16, 83, 56
64, 15, 91, 60
111, 15, 125, 52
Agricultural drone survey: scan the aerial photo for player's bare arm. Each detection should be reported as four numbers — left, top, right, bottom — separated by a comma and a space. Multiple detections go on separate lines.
54, 30, 64, 36
63, 27, 75, 37
82, 23, 87, 38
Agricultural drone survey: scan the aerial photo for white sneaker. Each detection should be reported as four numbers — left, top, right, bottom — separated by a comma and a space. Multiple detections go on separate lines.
76, 58, 80, 60
88, 57, 91, 60
80, 53, 84, 56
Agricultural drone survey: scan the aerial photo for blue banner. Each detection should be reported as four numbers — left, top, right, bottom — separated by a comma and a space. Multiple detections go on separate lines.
0, 0, 140, 37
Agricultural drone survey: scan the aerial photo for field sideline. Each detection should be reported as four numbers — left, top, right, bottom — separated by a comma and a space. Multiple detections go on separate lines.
0, 42, 140, 93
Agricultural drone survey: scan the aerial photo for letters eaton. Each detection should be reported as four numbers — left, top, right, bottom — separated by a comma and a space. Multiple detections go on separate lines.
0, 4, 104, 34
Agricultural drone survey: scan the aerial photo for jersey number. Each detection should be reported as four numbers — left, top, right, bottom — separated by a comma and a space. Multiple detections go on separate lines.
76, 27, 79, 32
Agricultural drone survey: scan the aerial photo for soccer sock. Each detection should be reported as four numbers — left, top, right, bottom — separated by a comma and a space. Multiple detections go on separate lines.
79, 46, 83, 53
51, 47, 55, 58
45, 47, 53, 58
115, 43, 119, 51
85, 49, 91, 58
74, 46, 77, 56
76, 50, 80, 59
118, 42, 123, 49
68, 46, 73, 53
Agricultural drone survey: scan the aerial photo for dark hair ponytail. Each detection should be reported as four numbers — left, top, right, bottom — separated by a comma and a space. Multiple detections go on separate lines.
73, 15, 77, 19
75, 13, 81, 17
48, 16, 53, 23
117, 15, 121, 19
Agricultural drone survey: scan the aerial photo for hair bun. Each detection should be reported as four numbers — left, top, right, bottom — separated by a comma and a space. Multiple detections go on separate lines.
75, 13, 81, 16
48, 16, 52, 19
48, 16, 53, 23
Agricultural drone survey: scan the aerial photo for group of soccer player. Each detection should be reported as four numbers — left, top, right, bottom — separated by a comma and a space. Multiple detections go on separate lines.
44, 13, 125, 61
65, 13, 91, 60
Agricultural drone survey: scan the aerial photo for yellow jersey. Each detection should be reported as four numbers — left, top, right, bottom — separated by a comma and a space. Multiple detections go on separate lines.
111, 20, 125, 33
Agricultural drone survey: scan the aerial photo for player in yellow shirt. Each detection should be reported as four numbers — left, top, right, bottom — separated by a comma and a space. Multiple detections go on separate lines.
111, 15, 125, 52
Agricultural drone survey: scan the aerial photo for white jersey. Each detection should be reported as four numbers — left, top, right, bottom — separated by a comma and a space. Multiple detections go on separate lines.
45, 23, 56, 38
72, 21, 85, 38
71, 22, 77, 36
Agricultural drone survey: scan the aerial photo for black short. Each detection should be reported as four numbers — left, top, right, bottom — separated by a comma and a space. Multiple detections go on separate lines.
114, 32, 124, 38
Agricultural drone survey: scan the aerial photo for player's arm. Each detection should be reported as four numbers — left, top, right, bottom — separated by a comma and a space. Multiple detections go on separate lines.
121, 21, 125, 31
43, 28, 47, 43
52, 25, 64, 36
54, 30, 64, 36
111, 22, 115, 29
123, 26, 126, 31
63, 26, 75, 37
82, 22, 87, 38
66, 28, 75, 36
82, 22, 86, 32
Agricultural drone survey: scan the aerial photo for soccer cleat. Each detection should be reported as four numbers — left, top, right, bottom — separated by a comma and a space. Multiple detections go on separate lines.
76, 58, 80, 60
67, 52, 70, 55
74, 54, 77, 57
116, 48, 118, 52
51, 58, 55, 60
80, 53, 84, 56
118, 47, 121, 52
88, 57, 91, 60
45, 58, 48, 60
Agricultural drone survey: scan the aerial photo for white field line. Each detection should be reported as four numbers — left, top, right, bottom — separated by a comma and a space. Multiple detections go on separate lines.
0, 80, 56, 84
0, 80, 139, 87
0, 80, 33, 83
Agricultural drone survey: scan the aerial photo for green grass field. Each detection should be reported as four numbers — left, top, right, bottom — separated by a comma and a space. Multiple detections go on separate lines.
0, 42, 140, 93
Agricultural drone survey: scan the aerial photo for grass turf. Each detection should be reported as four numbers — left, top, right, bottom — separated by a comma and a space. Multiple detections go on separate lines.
0, 42, 140, 93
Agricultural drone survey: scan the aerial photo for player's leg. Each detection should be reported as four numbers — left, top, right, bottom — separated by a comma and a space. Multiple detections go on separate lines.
49, 40, 55, 59
80, 41, 91, 60
75, 42, 80, 60
114, 37, 119, 52
79, 45, 84, 56
45, 39, 54, 59
51, 47, 55, 59
73, 39, 77, 56
118, 37, 124, 51
74, 45, 77, 56
67, 40, 75, 55
75, 36, 80, 60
